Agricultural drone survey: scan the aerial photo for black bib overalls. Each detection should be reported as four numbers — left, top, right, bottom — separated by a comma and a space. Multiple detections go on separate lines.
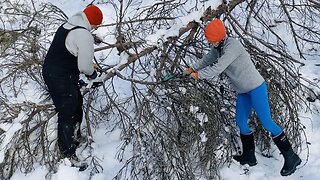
42, 25, 85, 157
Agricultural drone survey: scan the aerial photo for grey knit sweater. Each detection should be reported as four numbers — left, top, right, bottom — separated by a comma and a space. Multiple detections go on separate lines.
191, 37, 264, 93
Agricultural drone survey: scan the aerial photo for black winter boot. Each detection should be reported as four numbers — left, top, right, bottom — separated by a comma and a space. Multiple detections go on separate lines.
69, 155, 88, 171
233, 133, 257, 166
273, 132, 301, 176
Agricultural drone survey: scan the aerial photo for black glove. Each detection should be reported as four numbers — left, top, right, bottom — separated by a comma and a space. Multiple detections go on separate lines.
78, 79, 87, 88
78, 79, 103, 89
85, 70, 97, 80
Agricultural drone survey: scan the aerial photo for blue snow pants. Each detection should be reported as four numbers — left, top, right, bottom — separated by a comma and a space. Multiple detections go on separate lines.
235, 82, 282, 137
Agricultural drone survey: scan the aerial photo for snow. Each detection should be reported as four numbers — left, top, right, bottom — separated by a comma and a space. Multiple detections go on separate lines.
200, 131, 208, 143
10, 165, 48, 180
197, 112, 208, 126
220, 115, 320, 180
90, 128, 126, 178
53, 164, 82, 180
0, 122, 22, 163
4, 0, 320, 179
0, 110, 30, 162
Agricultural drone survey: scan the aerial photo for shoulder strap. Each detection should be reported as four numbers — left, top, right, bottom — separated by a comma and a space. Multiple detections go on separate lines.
70, 26, 87, 31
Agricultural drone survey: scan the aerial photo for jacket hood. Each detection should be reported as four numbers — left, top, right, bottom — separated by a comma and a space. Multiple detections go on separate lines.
63, 12, 91, 31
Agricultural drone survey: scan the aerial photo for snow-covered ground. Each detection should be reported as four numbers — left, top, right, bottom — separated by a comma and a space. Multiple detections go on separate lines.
6, 0, 320, 179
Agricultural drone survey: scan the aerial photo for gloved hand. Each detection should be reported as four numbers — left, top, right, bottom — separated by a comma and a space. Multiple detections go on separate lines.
85, 63, 103, 80
93, 63, 103, 73
190, 72, 199, 80
183, 67, 199, 80
78, 79, 103, 89
183, 67, 195, 76
85, 70, 97, 80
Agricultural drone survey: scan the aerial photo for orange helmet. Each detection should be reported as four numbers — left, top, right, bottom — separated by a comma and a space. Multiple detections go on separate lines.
204, 18, 226, 43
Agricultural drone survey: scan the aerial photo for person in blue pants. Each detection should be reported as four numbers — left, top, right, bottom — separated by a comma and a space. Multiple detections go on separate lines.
184, 18, 301, 176
236, 82, 282, 136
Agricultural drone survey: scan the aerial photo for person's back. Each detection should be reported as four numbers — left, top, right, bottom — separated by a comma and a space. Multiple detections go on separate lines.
42, 5, 103, 170
221, 37, 264, 93
43, 7, 100, 77
193, 37, 264, 93
43, 25, 82, 76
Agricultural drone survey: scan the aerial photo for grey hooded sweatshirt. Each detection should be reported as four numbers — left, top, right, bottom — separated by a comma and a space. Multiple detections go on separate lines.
62, 12, 95, 76
191, 37, 264, 94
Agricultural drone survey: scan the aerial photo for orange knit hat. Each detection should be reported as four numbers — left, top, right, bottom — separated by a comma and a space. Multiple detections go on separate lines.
204, 18, 226, 43
83, 5, 103, 25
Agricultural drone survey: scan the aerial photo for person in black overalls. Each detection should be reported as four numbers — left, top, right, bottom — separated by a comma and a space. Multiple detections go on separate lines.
42, 5, 103, 159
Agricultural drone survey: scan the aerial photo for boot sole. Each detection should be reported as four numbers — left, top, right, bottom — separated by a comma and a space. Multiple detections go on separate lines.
281, 158, 302, 176
72, 163, 88, 171
240, 161, 257, 166
233, 157, 257, 166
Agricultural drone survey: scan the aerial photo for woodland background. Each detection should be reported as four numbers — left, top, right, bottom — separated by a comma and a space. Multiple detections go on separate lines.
1, 0, 320, 179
